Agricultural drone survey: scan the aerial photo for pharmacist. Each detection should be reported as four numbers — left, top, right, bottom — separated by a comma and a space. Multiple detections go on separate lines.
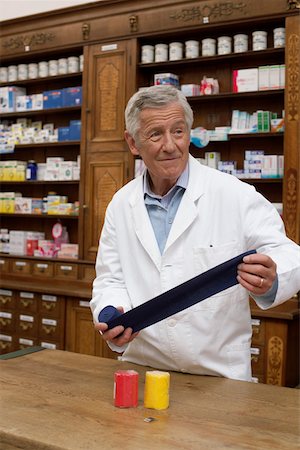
90, 85, 300, 381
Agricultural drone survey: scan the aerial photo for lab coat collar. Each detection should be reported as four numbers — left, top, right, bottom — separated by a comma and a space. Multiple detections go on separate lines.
129, 155, 205, 267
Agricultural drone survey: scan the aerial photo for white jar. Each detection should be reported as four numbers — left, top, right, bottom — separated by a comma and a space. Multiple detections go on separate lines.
273, 27, 285, 48
233, 34, 248, 53
79, 54, 84, 71
217, 36, 232, 55
169, 42, 183, 61
252, 31, 267, 51
185, 40, 199, 59
141, 45, 154, 63
68, 56, 79, 73
202, 38, 216, 56
0, 67, 8, 83
49, 60, 58, 76
58, 58, 68, 75
154, 44, 168, 62
8, 65, 18, 82
28, 63, 38, 79
17, 64, 28, 80
38, 61, 49, 78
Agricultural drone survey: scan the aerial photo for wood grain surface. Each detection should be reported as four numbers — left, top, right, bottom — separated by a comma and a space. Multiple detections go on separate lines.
0, 349, 299, 450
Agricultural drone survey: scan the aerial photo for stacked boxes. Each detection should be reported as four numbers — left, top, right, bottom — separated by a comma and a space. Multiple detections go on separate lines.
0, 86, 26, 113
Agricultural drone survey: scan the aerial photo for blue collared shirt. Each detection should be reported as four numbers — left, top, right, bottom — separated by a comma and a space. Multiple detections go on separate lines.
144, 163, 188, 254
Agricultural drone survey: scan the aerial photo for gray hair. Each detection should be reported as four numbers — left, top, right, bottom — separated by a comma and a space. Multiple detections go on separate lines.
125, 85, 194, 140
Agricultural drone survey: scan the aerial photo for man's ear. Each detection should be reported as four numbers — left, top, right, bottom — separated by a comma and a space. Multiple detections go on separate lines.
125, 130, 140, 156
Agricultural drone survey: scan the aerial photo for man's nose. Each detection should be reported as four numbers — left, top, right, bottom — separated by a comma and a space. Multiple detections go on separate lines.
162, 131, 175, 151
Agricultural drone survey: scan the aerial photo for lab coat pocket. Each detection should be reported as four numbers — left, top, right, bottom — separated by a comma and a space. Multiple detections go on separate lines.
227, 343, 251, 381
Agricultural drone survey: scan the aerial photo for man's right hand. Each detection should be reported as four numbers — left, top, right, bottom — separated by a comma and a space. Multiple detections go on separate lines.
94, 306, 139, 347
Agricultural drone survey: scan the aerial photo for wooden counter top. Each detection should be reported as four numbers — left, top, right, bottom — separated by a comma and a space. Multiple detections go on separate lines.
0, 349, 299, 450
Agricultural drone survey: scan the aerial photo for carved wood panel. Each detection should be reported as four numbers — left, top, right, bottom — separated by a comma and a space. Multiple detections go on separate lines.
83, 154, 127, 261
86, 42, 128, 144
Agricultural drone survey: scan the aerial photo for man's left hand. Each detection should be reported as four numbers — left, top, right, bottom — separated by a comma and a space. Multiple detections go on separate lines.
237, 253, 277, 295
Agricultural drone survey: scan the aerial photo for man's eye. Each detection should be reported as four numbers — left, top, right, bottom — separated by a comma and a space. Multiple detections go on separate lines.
174, 128, 184, 136
149, 131, 161, 141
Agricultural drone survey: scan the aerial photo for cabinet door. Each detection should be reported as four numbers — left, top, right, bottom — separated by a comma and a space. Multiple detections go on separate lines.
80, 40, 136, 261
65, 298, 117, 358
84, 39, 136, 146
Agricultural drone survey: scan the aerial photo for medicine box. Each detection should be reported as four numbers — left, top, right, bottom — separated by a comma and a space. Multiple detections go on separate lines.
58, 127, 70, 141
43, 89, 63, 109
233, 68, 258, 92
154, 73, 179, 87
69, 120, 81, 140
62, 86, 82, 107
0, 86, 27, 113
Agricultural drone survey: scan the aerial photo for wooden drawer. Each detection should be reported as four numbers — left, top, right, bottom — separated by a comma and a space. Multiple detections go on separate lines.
40, 294, 64, 319
39, 341, 63, 350
39, 317, 63, 342
80, 265, 96, 282
251, 346, 264, 376
0, 311, 16, 333
16, 313, 38, 338
18, 337, 39, 350
55, 262, 78, 280
0, 257, 9, 273
32, 261, 54, 277
0, 289, 15, 310
17, 292, 38, 313
11, 259, 31, 275
251, 318, 265, 345
0, 333, 16, 355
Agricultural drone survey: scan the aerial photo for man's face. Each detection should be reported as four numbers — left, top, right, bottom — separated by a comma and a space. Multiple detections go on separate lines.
125, 103, 190, 194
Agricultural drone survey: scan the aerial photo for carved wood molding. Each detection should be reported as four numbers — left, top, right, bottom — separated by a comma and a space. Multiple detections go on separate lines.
169, 2, 248, 22
285, 168, 298, 240
267, 335, 283, 385
287, 33, 300, 122
287, 0, 300, 9
2, 33, 55, 51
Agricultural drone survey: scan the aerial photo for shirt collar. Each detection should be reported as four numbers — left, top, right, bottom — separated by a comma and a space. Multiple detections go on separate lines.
143, 161, 189, 199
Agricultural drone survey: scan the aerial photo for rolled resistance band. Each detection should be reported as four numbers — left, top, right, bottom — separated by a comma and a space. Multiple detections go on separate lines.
98, 249, 256, 333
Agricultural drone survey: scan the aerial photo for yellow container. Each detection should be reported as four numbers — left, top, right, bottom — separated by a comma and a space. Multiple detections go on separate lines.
144, 370, 170, 410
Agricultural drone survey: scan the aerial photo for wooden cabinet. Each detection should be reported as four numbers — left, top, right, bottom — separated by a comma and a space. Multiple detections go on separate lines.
0, 0, 299, 384
0, 288, 66, 353
65, 297, 116, 359
250, 298, 299, 387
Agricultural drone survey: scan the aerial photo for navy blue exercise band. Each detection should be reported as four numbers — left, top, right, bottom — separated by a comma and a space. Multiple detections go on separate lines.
98, 249, 256, 333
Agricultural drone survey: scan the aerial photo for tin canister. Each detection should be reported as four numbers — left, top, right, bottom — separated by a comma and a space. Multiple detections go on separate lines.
154, 43, 168, 62
234, 34, 248, 53
185, 40, 199, 59
49, 60, 58, 76
0, 67, 8, 83
217, 36, 232, 55
273, 28, 285, 48
169, 42, 183, 61
141, 45, 154, 63
28, 63, 38, 79
8, 65, 18, 82
58, 58, 68, 75
38, 61, 49, 78
202, 38, 216, 56
17, 64, 28, 80
68, 56, 79, 73
252, 31, 267, 51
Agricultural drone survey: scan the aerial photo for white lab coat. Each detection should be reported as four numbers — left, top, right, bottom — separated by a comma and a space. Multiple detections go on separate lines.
91, 155, 300, 381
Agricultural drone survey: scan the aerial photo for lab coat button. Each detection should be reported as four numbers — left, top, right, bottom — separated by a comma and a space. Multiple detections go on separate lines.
168, 318, 176, 327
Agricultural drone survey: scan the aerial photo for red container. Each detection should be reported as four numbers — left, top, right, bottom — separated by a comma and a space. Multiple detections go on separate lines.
114, 370, 139, 408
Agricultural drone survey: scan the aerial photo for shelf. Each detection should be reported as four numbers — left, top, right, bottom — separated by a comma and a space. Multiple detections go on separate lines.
0, 72, 82, 88
0, 106, 81, 119
241, 178, 283, 184
0, 213, 79, 219
187, 90, 284, 102
229, 132, 284, 138
138, 48, 285, 69
14, 141, 80, 148
0, 180, 79, 185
